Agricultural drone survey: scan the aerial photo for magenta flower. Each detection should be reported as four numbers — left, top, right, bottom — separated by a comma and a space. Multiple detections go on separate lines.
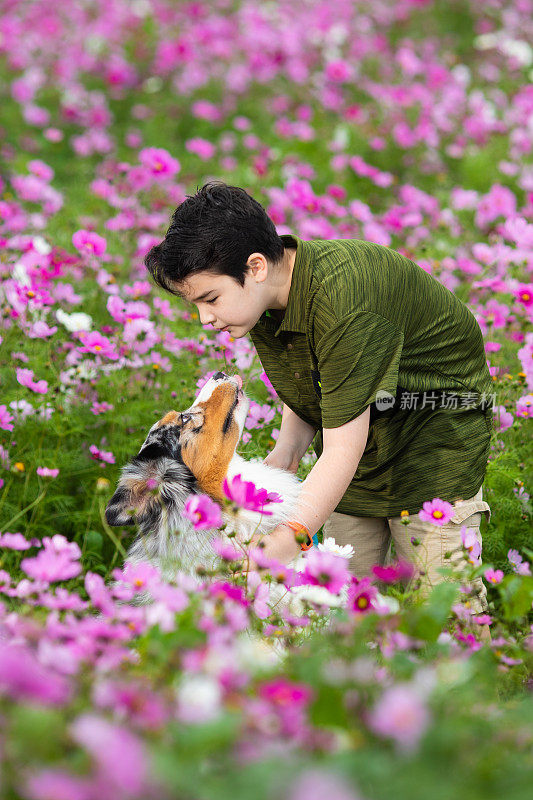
139, 146, 180, 178
36, 467, 59, 478
0, 405, 14, 431
89, 445, 115, 465
301, 549, 351, 594
347, 576, 378, 614
368, 683, 430, 752
514, 283, 533, 307
371, 560, 414, 584
325, 60, 352, 82
184, 493, 223, 530
16, 367, 48, 394
72, 229, 107, 257
484, 568, 504, 584
222, 474, 282, 515
418, 497, 454, 526
259, 678, 312, 708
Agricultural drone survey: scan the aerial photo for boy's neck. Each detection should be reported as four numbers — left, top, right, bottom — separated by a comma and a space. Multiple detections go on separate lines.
268, 246, 296, 313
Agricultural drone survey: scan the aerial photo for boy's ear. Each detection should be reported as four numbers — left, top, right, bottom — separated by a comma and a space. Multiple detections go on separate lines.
246, 252, 269, 282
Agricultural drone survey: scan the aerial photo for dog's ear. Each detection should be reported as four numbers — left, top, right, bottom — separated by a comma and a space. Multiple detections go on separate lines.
105, 487, 137, 527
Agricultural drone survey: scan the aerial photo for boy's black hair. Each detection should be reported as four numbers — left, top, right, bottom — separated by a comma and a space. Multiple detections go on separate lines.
144, 181, 285, 296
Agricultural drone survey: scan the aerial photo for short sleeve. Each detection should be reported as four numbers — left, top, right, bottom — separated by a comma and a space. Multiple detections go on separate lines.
316, 311, 404, 428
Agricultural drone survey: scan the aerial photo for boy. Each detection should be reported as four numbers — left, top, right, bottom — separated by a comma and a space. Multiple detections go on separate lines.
145, 181, 493, 613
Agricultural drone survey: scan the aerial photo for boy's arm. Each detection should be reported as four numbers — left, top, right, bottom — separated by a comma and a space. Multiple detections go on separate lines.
252, 406, 371, 564
263, 403, 317, 473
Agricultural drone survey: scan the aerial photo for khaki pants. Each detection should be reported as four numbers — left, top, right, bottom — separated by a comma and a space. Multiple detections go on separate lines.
323, 487, 491, 614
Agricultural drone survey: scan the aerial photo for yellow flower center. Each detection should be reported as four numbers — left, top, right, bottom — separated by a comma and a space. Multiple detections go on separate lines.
433, 510, 443, 519
94, 345, 102, 351
357, 596, 369, 609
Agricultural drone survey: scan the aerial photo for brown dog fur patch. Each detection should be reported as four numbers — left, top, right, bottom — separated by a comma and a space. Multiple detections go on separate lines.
181, 384, 240, 501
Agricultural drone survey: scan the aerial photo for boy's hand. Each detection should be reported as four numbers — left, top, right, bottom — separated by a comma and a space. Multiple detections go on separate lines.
263, 445, 300, 474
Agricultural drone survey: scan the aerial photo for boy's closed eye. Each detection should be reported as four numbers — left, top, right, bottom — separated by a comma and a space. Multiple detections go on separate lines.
206, 297, 218, 304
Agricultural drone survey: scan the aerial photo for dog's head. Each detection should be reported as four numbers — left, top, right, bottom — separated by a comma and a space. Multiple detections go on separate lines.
105, 371, 249, 528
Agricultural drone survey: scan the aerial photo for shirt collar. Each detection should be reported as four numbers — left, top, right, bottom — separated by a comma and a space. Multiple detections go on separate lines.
262, 233, 310, 337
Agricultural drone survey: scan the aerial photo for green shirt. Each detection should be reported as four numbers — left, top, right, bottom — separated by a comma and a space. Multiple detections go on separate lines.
249, 234, 494, 518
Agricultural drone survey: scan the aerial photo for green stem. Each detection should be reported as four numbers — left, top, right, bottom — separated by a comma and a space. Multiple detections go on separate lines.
2, 490, 47, 531
98, 498, 126, 558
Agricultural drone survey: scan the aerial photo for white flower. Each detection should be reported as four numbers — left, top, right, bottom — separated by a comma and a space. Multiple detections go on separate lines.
31, 236, 51, 255
56, 309, 92, 332
176, 675, 222, 724
289, 584, 345, 614
374, 593, 400, 614
317, 536, 354, 559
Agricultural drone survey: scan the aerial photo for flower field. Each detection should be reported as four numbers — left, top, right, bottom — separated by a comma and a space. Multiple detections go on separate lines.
1, 1, 533, 798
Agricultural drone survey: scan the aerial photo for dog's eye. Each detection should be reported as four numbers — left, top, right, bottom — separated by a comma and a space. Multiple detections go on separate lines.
180, 413, 192, 425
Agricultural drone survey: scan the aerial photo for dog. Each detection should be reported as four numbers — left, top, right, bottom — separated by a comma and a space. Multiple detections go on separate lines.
105, 371, 307, 584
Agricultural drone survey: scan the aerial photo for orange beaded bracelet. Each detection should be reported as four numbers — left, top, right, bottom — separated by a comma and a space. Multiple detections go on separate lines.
284, 520, 314, 551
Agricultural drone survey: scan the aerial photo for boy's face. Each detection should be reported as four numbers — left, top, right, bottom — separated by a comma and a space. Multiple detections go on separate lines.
176, 256, 271, 339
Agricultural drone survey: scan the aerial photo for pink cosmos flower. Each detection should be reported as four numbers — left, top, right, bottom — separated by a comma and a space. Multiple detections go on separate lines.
288, 769, 362, 800
24, 769, 92, 800
367, 683, 430, 752
72, 229, 107, 257
222, 474, 282, 515
77, 330, 119, 360
0, 532, 32, 550
21, 535, 81, 582
418, 497, 454, 526
70, 714, 147, 796
0, 405, 14, 431
484, 568, 504, 584
185, 137, 216, 160
211, 537, 242, 561
36, 467, 59, 478
301, 549, 351, 594
461, 527, 481, 565
90, 401, 114, 415
493, 405, 514, 431
28, 159, 54, 181
0, 642, 70, 706
475, 184, 517, 228
507, 549, 531, 576
347, 576, 378, 614
139, 147, 180, 178
16, 367, 48, 394
325, 59, 352, 82
28, 320, 57, 338
516, 394, 533, 418
89, 445, 115, 465
184, 494, 223, 530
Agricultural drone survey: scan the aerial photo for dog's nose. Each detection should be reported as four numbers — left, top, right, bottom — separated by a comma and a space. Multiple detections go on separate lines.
213, 371, 227, 381
234, 374, 242, 389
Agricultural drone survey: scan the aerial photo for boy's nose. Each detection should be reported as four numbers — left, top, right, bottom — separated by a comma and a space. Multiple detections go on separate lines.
198, 307, 215, 325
